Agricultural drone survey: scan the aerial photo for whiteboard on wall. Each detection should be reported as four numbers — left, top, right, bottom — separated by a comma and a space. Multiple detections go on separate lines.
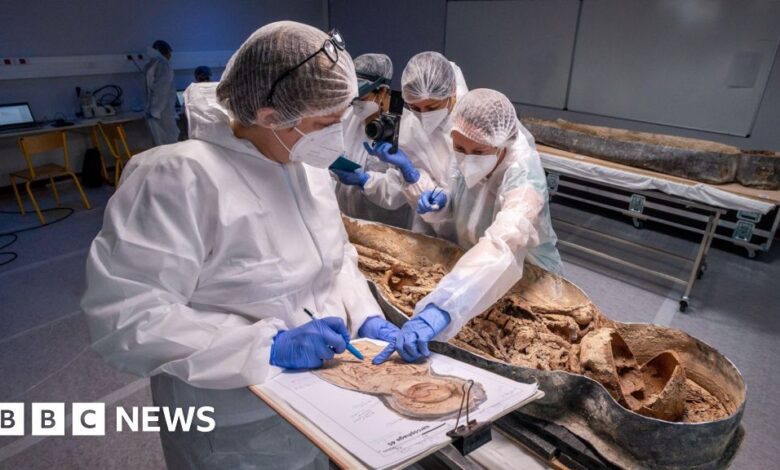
568, 0, 780, 136
445, 0, 580, 108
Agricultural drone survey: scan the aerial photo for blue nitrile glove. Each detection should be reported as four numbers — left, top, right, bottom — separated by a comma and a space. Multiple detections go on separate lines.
363, 142, 420, 184
358, 316, 402, 365
270, 317, 350, 370
373, 304, 451, 364
417, 190, 447, 214
332, 168, 370, 188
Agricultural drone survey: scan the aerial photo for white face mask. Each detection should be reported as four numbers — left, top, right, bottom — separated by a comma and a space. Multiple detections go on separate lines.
273, 121, 345, 169
352, 100, 380, 120
413, 103, 451, 133
455, 151, 499, 188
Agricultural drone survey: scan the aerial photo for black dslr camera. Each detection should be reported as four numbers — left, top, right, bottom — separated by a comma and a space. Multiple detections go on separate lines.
365, 89, 404, 153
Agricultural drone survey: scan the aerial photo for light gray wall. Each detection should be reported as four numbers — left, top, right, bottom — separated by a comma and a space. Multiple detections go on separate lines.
567, 0, 780, 137
330, 0, 779, 151
516, 42, 780, 152
445, 0, 580, 109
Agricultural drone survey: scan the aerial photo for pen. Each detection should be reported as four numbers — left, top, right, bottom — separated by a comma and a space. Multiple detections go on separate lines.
429, 186, 441, 211
303, 308, 365, 361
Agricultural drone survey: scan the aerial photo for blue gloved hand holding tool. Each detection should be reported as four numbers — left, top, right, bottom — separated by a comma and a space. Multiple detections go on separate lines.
417, 188, 447, 214
270, 317, 351, 369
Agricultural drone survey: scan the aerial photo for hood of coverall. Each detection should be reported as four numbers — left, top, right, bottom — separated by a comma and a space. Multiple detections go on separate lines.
184, 82, 272, 160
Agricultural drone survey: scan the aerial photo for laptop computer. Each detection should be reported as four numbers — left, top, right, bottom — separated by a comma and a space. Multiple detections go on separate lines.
0, 102, 41, 132
176, 90, 185, 108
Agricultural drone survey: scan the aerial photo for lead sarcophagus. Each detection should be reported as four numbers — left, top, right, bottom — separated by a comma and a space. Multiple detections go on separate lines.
737, 150, 780, 190
522, 118, 741, 185
344, 217, 745, 469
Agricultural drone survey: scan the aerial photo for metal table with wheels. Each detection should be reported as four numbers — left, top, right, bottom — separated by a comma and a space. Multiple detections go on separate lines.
538, 145, 778, 311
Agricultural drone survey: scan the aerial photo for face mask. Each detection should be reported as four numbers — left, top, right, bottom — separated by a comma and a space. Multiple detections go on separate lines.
417, 107, 450, 133
273, 122, 345, 169
352, 100, 380, 120
455, 151, 499, 188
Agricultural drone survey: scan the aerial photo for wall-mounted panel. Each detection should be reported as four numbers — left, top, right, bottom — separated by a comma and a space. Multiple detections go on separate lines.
445, 0, 580, 108
568, 0, 780, 136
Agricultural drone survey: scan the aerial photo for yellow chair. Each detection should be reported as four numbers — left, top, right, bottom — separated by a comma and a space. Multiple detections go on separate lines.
10, 131, 91, 225
97, 122, 137, 187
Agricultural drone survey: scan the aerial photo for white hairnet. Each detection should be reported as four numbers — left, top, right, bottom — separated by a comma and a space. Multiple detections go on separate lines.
401, 51, 456, 103
216, 21, 357, 128
354, 53, 393, 80
452, 88, 519, 148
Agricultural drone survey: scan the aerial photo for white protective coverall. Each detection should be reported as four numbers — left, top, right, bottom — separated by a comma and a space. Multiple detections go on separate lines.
335, 108, 411, 228
144, 48, 180, 145
363, 62, 468, 233
82, 82, 381, 468
418, 123, 563, 340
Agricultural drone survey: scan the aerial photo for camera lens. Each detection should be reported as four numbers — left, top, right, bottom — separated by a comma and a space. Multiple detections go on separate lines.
365, 119, 384, 140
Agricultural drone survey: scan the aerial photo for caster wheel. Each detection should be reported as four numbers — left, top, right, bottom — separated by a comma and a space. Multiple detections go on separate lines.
632, 219, 644, 229
679, 300, 688, 312
747, 250, 757, 259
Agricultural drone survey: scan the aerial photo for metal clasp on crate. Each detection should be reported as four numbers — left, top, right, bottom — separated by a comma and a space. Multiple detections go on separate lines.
736, 211, 761, 223
546, 172, 560, 195
733, 221, 755, 242
733, 211, 760, 243
629, 194, 646, 214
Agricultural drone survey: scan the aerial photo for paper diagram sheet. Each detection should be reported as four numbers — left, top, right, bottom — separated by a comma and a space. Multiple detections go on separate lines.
257, 339, 540, 469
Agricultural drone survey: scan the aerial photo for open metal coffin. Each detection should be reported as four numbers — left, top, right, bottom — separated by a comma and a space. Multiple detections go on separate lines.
343, 216, 745, 469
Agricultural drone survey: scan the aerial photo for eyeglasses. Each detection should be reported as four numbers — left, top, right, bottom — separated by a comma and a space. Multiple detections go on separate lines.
265, 29, 346, 106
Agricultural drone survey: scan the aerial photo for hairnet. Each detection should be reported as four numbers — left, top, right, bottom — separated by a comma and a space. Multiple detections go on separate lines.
354, 53, 393, 81
401, 51, 456, 103
216, 21, 357, 128
452, 89, 519, 148
355, 53, 392, 97
152, 40, 172, 55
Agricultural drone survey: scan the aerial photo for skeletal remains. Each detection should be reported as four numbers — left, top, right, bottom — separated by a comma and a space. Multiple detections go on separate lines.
347, 219, 729, 423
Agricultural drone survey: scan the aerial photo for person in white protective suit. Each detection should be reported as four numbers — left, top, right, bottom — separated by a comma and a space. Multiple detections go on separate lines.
331, 53, 411, 228
82, 22, 402, 469
144, 40, 180, 146
346, 51, 468, 233
373, 89, 563, 364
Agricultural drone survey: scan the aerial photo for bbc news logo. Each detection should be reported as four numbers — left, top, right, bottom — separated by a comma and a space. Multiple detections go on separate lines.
0, 403, 215, 436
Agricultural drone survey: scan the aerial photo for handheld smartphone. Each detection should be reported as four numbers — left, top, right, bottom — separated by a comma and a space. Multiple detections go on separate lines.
329, 155, 362, 172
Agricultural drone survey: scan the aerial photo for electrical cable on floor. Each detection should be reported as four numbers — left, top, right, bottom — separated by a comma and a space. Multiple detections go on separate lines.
0, 207, 75, 267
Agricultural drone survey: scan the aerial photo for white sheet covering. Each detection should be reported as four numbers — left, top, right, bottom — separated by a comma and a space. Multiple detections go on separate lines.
540, 151, 775, 214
